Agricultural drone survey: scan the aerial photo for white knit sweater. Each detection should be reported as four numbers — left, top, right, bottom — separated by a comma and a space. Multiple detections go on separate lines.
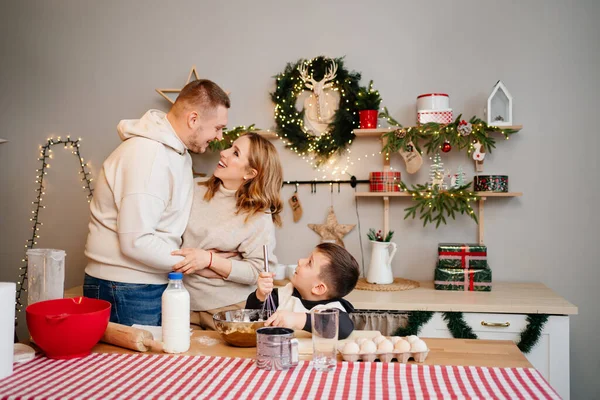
182, 183, 277, 311
85, 110, 192, 284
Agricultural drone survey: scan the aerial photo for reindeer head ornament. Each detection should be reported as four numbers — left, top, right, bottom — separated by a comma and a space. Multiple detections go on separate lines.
297, 59, 340, 136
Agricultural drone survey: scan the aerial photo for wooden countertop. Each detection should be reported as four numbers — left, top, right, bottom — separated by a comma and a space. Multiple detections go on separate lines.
66, 281, 578, 315
92, 330, 533, 369
346, 281, 578, 315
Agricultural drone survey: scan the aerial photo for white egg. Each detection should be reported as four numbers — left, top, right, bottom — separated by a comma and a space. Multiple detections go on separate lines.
360, 340, 377, 354
356, 337, 369, 346
394, 339, 411, 353
406, 335, 420, 344
342, 342, 360, 354
389, 336, 402, 344
372, 335, 387, 345
377, 340, 394, 353
410, 339, 428, 352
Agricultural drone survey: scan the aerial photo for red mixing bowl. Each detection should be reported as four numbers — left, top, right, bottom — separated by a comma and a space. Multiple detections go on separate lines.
26, 297, 111, 359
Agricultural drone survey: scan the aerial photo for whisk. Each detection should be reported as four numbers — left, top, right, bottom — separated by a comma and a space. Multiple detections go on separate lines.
261, 244, 277, 314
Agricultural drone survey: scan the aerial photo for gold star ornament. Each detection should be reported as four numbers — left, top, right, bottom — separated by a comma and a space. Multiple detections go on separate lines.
156, 66, 200, 104
308, 207, 355, 248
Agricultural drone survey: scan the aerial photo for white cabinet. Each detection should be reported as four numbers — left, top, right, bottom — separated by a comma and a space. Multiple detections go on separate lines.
420, 313, 570, 399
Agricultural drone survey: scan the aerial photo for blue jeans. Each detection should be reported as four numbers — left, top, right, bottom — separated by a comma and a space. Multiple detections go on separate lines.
83, 273, 167, 326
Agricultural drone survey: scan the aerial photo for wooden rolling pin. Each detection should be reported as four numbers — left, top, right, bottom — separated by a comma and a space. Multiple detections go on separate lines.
101, 322, 163, 352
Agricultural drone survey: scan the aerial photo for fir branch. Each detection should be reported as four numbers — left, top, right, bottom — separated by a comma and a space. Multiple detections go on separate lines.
401, 182, 479, 228
367, 228, 394, 242
355, 80, 382, 110
209, 124, 258, 152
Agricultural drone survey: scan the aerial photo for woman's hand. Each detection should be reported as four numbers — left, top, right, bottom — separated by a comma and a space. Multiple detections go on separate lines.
171, 248, 212, 274
256, 271, 274, 302
265, 311, 306, 330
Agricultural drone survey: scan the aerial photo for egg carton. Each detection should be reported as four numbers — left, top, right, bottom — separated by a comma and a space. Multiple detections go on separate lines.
338, 349, 429, 363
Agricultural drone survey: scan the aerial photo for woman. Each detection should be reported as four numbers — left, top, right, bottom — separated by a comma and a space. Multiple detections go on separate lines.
171, 132, 283, 329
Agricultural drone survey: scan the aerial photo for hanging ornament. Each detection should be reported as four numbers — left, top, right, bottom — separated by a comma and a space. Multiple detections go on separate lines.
399, 141, 423, 174
457, 120, 472, 136
308, 206, 355, 248
288, 186, 303, 223
472, 141, 486, 161
441, 141, 452, 153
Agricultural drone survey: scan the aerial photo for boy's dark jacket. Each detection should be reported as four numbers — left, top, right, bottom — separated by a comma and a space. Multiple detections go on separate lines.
246, 285, 355, 339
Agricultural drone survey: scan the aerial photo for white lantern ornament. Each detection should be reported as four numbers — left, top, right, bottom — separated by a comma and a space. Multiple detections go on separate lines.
486, 80, 513, 127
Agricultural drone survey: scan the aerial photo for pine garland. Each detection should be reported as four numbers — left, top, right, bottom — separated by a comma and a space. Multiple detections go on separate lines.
380, 108, 519, 159
517, 314, 549, 354
391, 311, 548, 353
442, 312, 478, 339
392, 311, 434, 336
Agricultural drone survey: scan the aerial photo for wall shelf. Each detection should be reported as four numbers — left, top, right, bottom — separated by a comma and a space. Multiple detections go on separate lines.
355, 191, 523, 198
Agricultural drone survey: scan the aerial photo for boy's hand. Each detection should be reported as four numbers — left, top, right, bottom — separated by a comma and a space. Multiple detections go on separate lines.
265, 310, 306, 330
256, 272, 274, 302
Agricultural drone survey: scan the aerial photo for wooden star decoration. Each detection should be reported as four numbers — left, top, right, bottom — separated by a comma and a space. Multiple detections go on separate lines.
156, 66, 200, 104
308, 206, 355, 248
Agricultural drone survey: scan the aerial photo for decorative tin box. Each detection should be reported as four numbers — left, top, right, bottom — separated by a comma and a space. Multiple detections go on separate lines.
417, 109, 453, 125
369, 171, 401, 192
474, 175, 508, 192
417, 93, 450, 111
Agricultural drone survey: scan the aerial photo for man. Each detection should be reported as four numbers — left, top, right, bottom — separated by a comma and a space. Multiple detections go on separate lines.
83, 79, 230, 326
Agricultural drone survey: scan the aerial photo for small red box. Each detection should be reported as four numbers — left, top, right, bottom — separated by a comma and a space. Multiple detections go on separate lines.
369, 171, 401, 192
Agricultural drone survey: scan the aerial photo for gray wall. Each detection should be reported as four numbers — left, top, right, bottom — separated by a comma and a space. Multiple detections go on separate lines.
1, 0, 598, 397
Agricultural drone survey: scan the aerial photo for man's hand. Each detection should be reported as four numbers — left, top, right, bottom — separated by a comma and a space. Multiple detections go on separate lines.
195, 268, 223, 279
256, 271, 274, 302
207, 249, 239, 260
171, 248, 211, 274
265, 310, 307, 330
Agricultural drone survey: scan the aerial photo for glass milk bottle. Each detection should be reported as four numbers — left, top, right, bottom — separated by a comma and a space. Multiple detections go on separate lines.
162, 272, 190, 353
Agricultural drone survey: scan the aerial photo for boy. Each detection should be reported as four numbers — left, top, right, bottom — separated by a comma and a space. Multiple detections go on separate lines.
245, 243, 360, 339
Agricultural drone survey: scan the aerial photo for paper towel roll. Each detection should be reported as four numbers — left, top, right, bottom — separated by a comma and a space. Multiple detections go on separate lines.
0, 282, 16, 379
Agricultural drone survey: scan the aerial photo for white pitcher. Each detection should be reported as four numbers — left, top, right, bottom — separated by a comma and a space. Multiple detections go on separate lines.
366, 241, 397, 284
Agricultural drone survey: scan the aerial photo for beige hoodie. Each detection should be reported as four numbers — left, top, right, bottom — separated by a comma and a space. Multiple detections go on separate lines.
85, 109, 193, 284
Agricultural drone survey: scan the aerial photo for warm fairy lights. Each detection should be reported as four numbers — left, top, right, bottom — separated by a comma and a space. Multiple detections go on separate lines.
15, 136, 94, 320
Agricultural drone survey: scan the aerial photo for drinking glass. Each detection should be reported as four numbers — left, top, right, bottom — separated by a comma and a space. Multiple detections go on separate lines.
311, 308, 339, 372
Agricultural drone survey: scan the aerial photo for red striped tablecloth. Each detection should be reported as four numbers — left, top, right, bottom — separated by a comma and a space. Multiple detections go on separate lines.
1, 353, 560, 399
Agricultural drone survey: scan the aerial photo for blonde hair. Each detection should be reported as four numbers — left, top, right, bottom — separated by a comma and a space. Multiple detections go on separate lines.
201, 132, 283, 226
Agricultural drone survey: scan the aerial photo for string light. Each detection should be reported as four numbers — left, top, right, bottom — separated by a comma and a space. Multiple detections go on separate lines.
14, 136, 94, 322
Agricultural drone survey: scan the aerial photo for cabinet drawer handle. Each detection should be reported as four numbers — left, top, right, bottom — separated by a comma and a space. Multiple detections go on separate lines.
481, 321, 510, 328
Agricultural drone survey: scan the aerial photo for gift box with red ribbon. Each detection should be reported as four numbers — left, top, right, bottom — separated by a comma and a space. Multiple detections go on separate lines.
369, 171, 401, 192
434, 265, 492, 292
438, 243, 488, 269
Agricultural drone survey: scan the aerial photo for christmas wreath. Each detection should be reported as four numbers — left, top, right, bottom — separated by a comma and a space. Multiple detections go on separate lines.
271, 56, 362, 164
392, 311, 548, 354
